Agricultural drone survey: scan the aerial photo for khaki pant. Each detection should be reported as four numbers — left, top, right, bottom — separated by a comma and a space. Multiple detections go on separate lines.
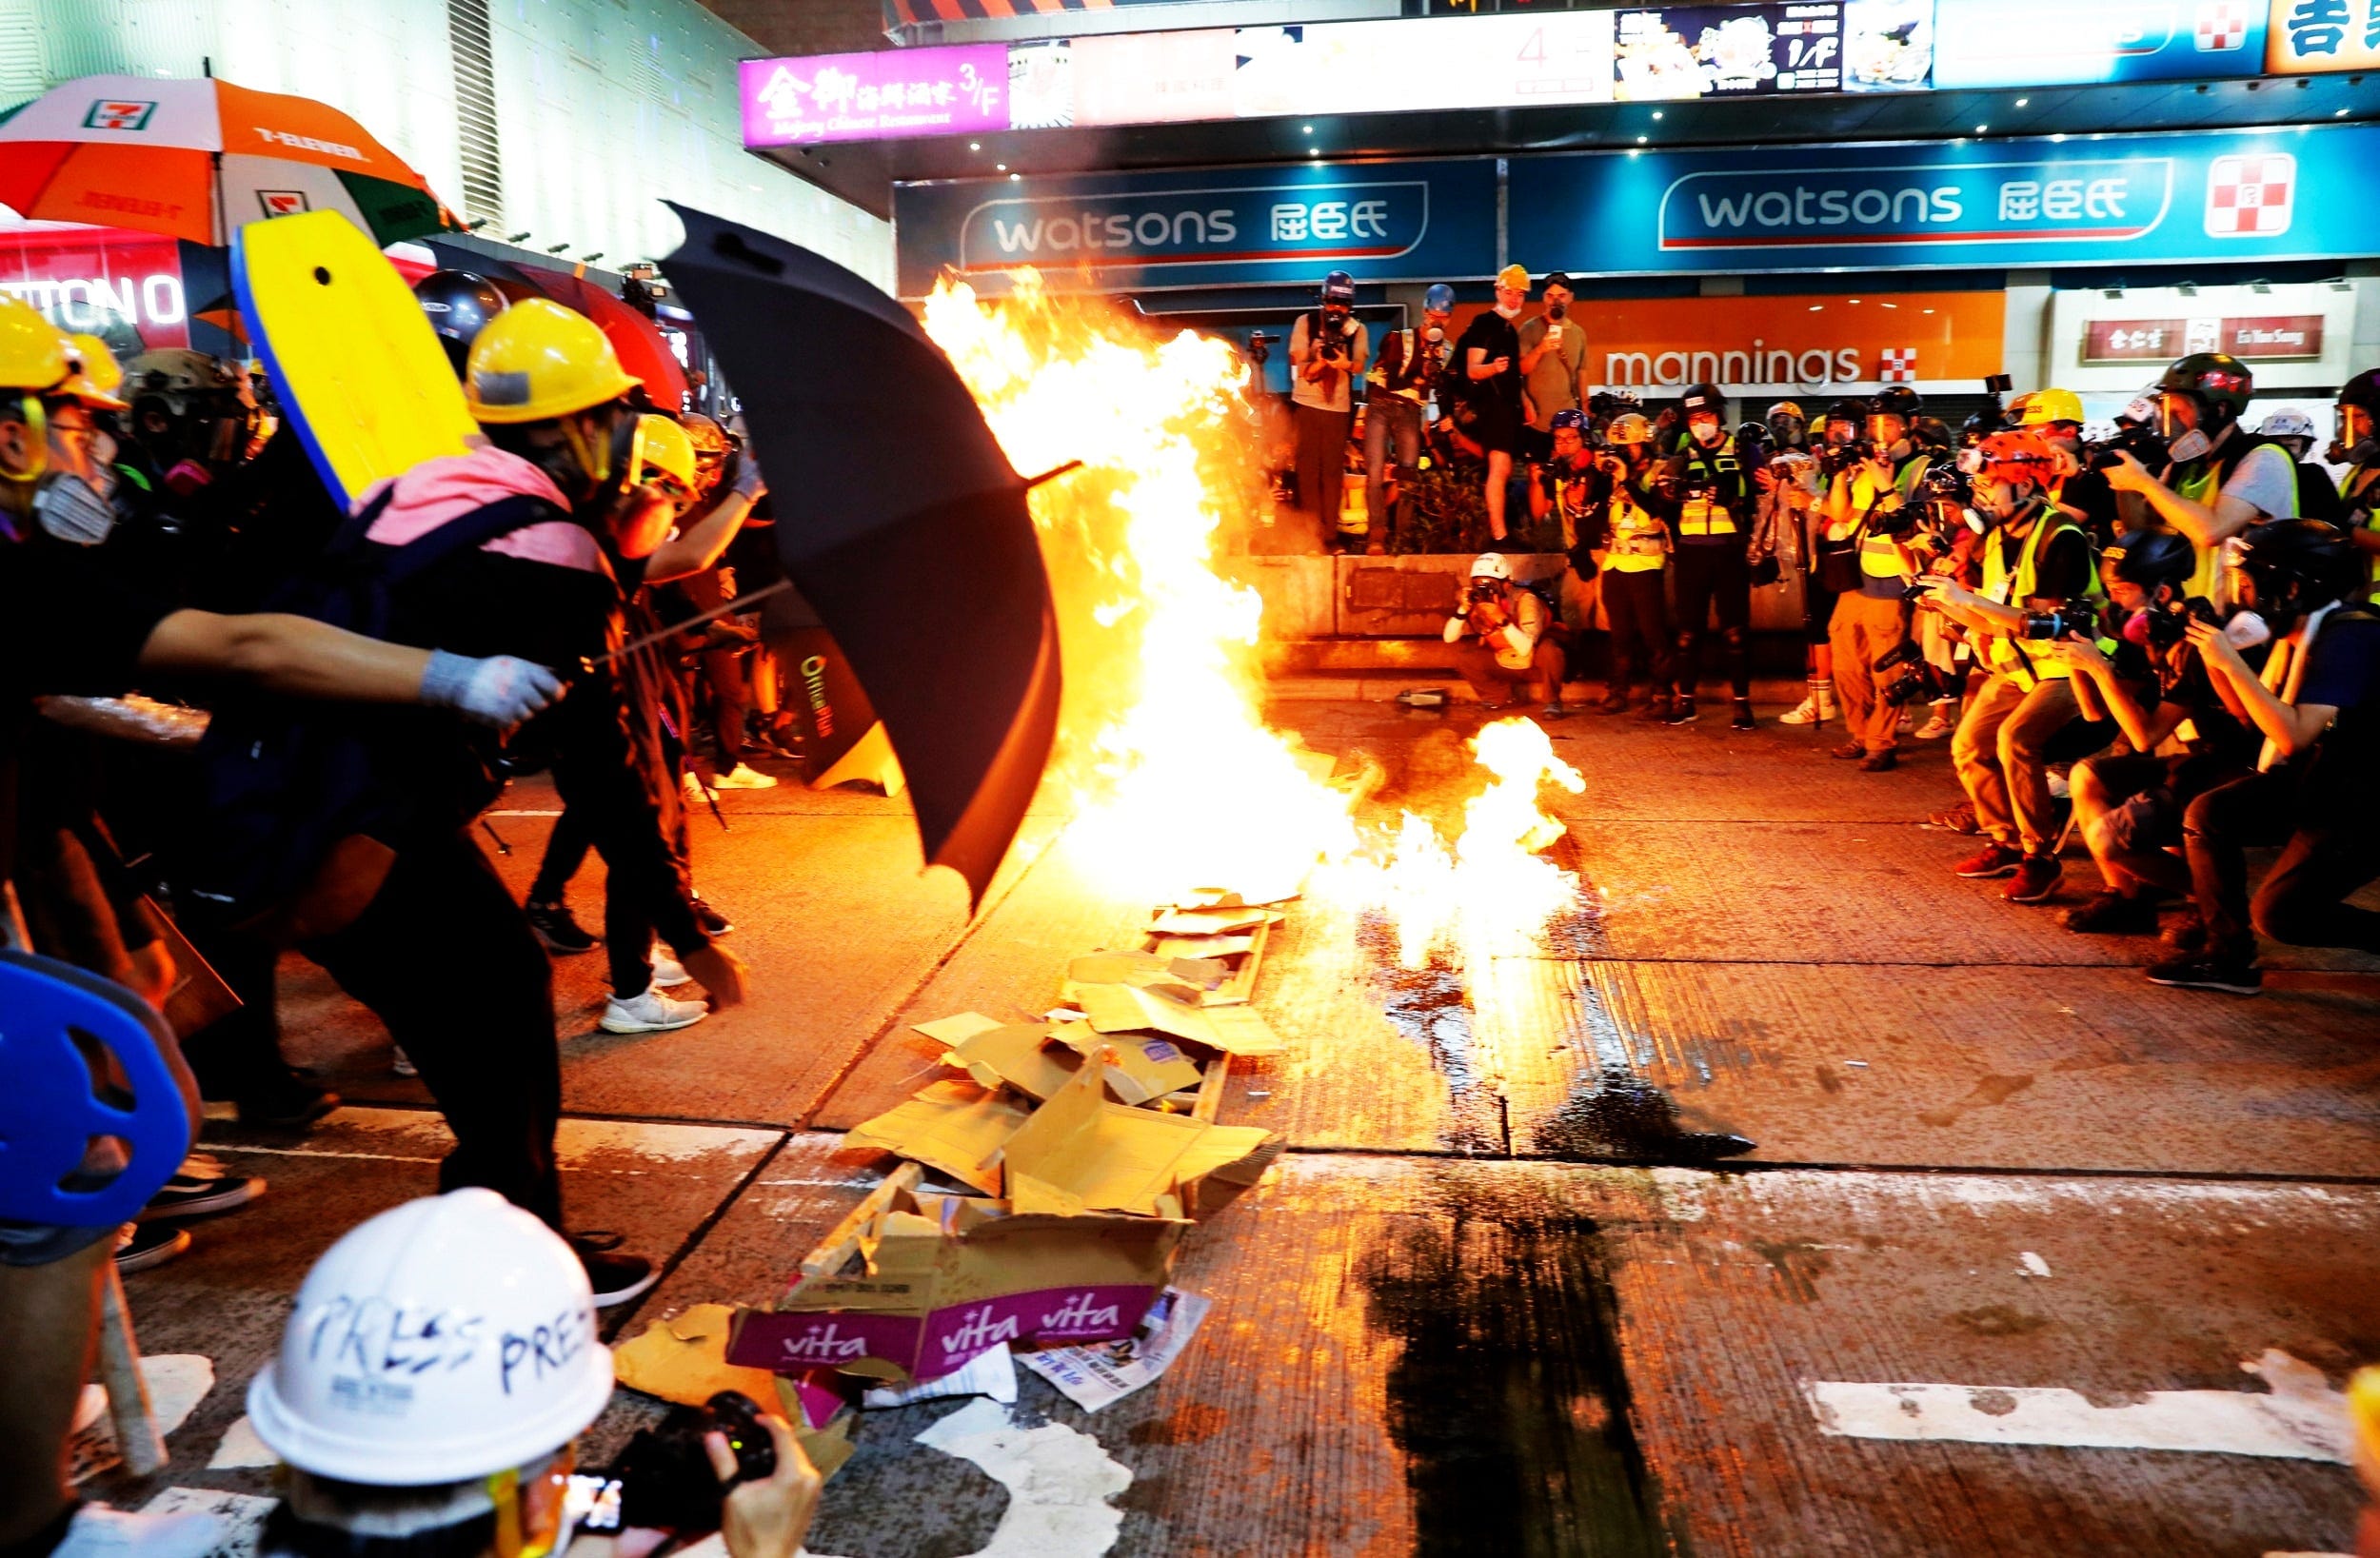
1451, 639, 1569, 705
1828, 590, 1910, 754
1952, 672, 2081, 856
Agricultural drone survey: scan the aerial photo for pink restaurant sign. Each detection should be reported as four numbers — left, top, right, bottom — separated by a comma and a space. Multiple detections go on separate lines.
740, 46, 1010, 147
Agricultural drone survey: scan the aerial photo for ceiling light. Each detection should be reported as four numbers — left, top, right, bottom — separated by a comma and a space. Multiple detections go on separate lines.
1009, 172, 1021, 181
1636, 135, 1648, 144
1809, 304, 1823, 311
2014, 97, 2028, 107
969, 141, 981, 150
1975, 123, 1989, 133
1653, 110, 1664, 120
1302, 124, 1313, 134
2338, 108, 2352, 116
995, 163, 1006, 170
1308, 147, 1319, 156
2051, 132, 2067, 142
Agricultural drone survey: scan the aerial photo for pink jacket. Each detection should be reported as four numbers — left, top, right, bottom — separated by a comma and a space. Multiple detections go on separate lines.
356, 444, 605, 574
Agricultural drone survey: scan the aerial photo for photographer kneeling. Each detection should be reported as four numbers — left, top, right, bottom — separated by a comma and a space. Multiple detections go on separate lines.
249, 1189, 821, 1558
2055, 530, 2260, 937
1916, 430, 2110, 905
1443, 551, 1571, 720
2149, 521, 2380, 995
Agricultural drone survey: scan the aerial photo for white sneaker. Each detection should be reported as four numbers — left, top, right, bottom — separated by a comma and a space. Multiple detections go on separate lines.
52, 1504, 232, 1558
390, 1045, 417, 1077
682, 770, 706, 801
1895, 707, 1915, 734
710, 764, 779, 791
1914, 703, 1956, 740
650, 944, 692, 987
1779, 693, 1823, 725
601, 987, 708, 1034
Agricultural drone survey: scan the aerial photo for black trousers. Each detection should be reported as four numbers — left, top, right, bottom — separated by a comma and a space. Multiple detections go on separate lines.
1672, 542, 1753, 700
527, 809, 679, 999
308, 830, 565, 1229
1601, 567, 1675, 696
1294, 403, 1353, 518
2183, 768, 2380, 963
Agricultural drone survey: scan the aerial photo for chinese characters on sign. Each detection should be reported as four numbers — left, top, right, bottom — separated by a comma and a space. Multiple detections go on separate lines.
2267, 0, 2380, 70
739, 45, 1008, 147
2083, 313, 2324, 364
1994, 176, 2133, 222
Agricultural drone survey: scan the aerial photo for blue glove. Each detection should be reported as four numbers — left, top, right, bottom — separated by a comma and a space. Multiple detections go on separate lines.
420, 651, 565, 728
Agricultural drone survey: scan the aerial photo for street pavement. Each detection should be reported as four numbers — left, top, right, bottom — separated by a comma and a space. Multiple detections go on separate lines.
86, 688, 2380, 1556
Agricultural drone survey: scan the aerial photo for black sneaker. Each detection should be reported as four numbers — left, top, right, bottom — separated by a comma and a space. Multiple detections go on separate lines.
1639, 696, 1673, 722
526, 899, 599, 955
2060, 892, 2160, 936
2162, 912, 2210, 955
114, 1221, 192, 1274
236, 1072, 339, 1130
1664, 697, 1699, 725
1597, 692, 1629, 715
138, 1154, 265, 1222
572, 1232, 661, 1307
1539, 700, 1575, 721
2144, 956, 2263, 996
1730, 700, 1755, 731
690, 897, 734, 937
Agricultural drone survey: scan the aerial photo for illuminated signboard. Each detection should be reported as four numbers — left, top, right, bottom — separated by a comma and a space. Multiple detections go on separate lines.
1610, 0, 1929, 98
1934, 0, 2266, 87
740, 45, 1009, 147
2265, 0, 2380, 72
0, 223, 190, 353
2077, 314, 2324, 362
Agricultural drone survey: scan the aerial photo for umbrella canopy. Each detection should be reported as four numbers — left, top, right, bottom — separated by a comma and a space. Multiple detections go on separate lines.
661, 205, 1060, 908
513, 267, 690, 411
0, 74, 448, 246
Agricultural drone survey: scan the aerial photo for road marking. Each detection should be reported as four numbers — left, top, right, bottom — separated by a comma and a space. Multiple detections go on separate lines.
1805, 1350, 2350, 1463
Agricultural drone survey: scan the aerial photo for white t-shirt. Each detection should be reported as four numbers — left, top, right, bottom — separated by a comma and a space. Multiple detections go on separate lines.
2220, 444, 2297, 521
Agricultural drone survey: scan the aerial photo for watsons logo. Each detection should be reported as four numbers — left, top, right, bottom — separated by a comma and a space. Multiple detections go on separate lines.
1657, 158, 2173, 250
1039, 1291, 1124, 1334
956, 180, 1428, 273
774, 1321, 871, 1364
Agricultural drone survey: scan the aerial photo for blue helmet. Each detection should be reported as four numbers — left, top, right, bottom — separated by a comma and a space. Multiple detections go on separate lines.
1550, 408, 1587, 432
1422, 283, 1455, 313
1320, 269, 1357, 304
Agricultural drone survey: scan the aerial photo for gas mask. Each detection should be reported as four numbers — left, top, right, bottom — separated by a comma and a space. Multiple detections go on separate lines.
31, 468, 121, 546
2330, 408, 2376, 466
2158, 395, 2221, 464
1423, 324, 1446, 343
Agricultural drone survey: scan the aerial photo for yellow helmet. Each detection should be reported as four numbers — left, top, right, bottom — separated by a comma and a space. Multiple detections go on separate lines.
58, 332, 129, 412
636, 412, 696, 493
0, 295, 70, 394
2010, 386, 2086, 428
1605, 411, 1654, 446
464, 298, 641, 424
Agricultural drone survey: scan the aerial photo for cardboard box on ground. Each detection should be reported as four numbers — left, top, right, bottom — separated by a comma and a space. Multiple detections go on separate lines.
712, 886, 1295, 1411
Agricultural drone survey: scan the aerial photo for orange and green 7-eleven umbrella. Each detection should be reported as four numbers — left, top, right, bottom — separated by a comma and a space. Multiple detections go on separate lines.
0, 74, 453, 247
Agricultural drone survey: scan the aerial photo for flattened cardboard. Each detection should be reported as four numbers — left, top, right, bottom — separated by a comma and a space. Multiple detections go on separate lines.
1076, 983, 1287, 1057
944, 1023, 1080, 1100
612, 1304, 784, 1408
1048, 1025, 1203, 1107
1003, 1053, 1275, 1217
1146, 933, 1257, 960
1148, 905, 1279, 936
843, 1078, 1028, 1195
912, 1012, 1006, 1046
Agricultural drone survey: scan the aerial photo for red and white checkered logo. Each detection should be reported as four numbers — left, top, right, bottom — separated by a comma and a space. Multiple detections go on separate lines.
2205, 152, 2294, 238
2193, 0, 2249, 50
1878, 347, 1916, 384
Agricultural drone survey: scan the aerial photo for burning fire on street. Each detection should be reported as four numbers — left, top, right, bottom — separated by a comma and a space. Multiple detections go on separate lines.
921, 272, 1585, 984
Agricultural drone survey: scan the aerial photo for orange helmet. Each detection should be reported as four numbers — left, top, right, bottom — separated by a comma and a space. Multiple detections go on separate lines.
1975, 428, 2059, 486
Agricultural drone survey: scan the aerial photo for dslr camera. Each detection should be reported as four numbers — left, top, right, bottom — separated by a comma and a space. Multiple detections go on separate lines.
2088, 422, 2170, 472
2018, 599, 2103, 642
605, 1390, 778, 1532
1871, 640, 1937, 708
1311, 314, 1356, 364
1819, 438, 1876, 477
1467, 577, 1505, 606
2141, 595, 2220, 651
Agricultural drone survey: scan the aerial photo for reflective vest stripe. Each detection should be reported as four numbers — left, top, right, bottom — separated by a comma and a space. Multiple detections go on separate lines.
1981, 513, 2099, 686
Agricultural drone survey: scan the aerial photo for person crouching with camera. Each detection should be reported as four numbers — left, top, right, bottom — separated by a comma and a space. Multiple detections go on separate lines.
1443, 551, 1572, 720
248, 1189, 822, 1558
1915, 429, 2109, 904
2148, 521, 2380, 995
2054, 530, 2262, 938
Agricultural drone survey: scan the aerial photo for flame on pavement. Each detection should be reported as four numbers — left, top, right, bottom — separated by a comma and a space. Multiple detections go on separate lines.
921, 273, 1580, 971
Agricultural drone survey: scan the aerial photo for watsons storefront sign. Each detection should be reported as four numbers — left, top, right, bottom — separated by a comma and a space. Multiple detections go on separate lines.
895, 159, 1497, 296
1509, 124, 2380, 275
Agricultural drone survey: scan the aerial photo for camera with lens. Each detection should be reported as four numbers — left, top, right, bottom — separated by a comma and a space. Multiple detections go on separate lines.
607, 1390, 777, 1532
1820, 438, 1876, 476
2141, 595, 2219, 651
2018, 599, 2103, 642
2088, 422, 2170, 472
1312, 314, 1355, 364
1467, 577, 1505, 605
1872, 640, 1937, 708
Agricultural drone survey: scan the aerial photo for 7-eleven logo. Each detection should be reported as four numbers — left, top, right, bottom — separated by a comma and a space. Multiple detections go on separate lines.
84, 99, 156, 131
257, 190, 311, 218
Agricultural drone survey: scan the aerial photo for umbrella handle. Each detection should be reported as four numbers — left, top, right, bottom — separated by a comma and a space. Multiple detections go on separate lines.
1024, 461, 1083, 490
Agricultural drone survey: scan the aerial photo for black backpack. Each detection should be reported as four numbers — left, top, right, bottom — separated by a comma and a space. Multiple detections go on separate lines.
175, 488, 564, 924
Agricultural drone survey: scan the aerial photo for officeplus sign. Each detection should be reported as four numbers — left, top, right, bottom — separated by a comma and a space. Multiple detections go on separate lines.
895, 160, 1497, 296
1508, 124, 2380, 275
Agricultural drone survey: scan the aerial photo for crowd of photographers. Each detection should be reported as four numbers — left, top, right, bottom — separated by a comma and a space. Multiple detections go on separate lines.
1, 279, 833, 1558
1299, 267, 2380, 999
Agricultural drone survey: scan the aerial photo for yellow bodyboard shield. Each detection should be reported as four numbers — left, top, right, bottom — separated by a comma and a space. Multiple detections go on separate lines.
233, 210, 476, 512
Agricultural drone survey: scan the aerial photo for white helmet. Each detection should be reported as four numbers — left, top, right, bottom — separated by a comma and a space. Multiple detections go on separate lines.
1469, 552, 1513, 581
248, 1190, 613, 1486
2257, 407, 2318, 443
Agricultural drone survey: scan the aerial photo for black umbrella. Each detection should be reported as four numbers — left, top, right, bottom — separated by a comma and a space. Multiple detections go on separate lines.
660, 205, 1061, 908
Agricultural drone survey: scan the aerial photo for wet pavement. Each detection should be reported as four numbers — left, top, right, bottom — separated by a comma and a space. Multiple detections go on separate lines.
89, 690, 2380, 1555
